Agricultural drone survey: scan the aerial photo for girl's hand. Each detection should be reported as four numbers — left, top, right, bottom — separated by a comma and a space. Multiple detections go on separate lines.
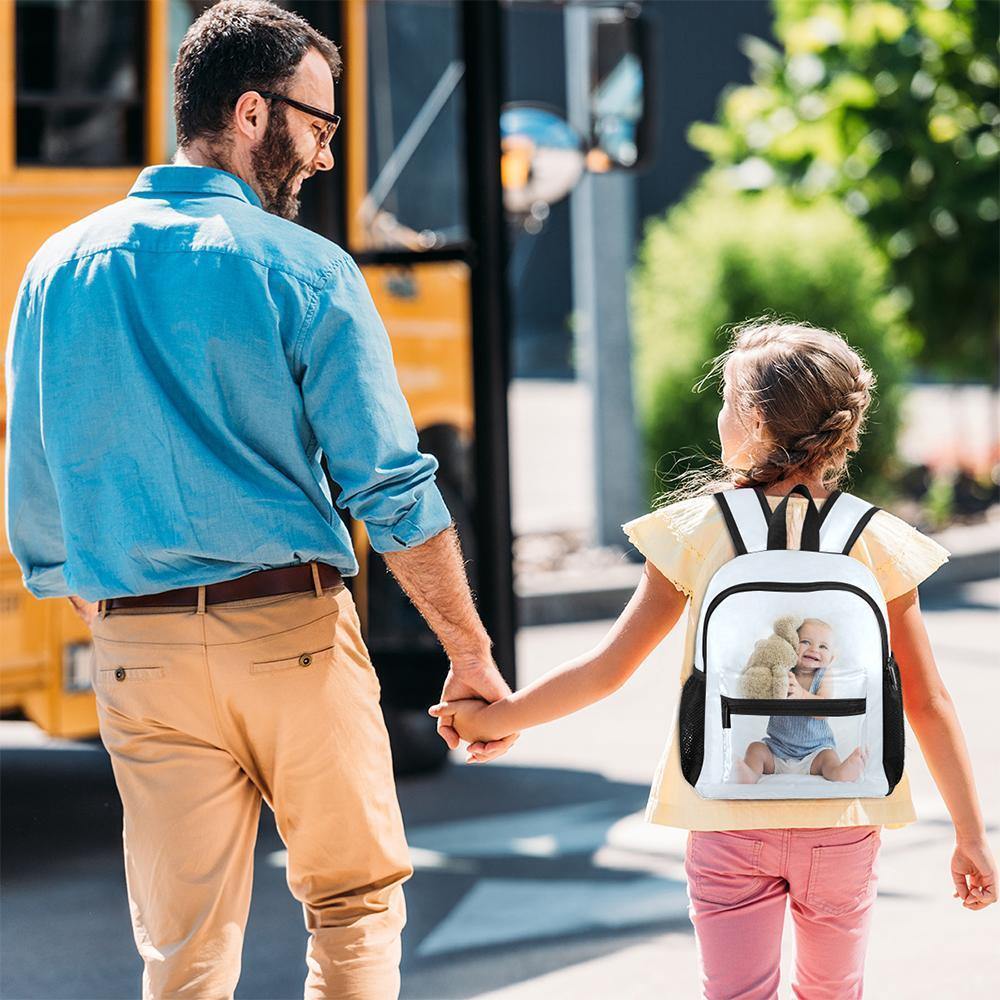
428, 697, 511, 749
951, 837, 997, 910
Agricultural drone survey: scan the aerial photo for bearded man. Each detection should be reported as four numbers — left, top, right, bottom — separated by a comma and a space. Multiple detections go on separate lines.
4, 2, 514, 997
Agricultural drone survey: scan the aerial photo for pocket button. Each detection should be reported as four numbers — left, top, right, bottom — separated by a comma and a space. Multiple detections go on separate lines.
114, 667, 126, 682
298, 653, 313, 667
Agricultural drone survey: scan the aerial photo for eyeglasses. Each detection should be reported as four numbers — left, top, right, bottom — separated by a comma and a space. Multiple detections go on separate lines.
258, 90, 341, 148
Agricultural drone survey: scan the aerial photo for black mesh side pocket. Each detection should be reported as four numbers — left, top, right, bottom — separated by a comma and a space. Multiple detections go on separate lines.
882, 653, 905, 793
678, 668, 706, 787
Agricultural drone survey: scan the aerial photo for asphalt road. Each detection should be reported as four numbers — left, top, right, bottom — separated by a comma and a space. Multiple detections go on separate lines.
2, 579, 998, 999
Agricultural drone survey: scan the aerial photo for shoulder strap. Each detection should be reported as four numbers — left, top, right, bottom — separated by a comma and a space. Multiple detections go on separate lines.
714, 487, 881, 556
713, 488, 771, 555
817, 492, 882, 555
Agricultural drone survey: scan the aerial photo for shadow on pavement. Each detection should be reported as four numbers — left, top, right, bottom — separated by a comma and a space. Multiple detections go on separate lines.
1, 743, 689, 1000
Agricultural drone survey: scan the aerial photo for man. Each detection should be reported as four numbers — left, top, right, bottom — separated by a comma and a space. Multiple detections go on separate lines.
4, 2, 515, 996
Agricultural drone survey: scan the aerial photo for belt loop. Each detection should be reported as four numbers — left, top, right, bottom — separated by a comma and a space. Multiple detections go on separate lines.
196, 585, 206, 615
310, 561, 323, 598
99, 599, 109, 619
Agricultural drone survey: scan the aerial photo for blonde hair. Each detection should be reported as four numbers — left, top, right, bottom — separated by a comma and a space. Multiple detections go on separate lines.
655, 317, 875, 506
799, 618, 834, 639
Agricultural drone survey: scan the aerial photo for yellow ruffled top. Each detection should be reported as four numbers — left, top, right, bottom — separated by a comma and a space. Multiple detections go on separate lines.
622, 492, 951, 831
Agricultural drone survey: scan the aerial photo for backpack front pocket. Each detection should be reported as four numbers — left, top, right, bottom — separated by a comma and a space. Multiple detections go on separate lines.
719, 695, 869, 787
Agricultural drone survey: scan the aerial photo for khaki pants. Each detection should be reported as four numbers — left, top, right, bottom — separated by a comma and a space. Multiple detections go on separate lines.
90, 579, 412, 1000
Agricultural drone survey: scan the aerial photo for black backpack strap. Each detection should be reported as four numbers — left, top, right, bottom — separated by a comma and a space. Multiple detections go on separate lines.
767, 484, 822, 551
716, 486, 878, 555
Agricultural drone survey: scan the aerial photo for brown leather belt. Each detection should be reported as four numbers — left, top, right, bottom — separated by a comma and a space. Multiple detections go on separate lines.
103, 562, 343, 612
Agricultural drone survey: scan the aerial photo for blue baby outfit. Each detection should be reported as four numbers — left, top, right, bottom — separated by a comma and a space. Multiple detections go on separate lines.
763, 668, 835, 760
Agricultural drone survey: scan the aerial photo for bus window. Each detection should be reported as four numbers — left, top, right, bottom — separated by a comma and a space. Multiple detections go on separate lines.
15, 0, 147, 167
353, 0, 468, 252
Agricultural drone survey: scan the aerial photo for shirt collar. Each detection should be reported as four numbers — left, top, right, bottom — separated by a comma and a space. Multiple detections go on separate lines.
128, 164, 263, 209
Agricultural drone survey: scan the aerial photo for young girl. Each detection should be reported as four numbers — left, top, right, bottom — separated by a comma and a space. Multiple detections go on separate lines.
431, 320, 996, 997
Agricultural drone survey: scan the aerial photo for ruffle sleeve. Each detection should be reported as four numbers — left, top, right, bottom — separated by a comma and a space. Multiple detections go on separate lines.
621, 495, 717, 601
854, 508, 951, 603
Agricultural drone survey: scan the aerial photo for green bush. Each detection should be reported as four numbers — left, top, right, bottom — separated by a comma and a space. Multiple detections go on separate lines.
689, 0, 999, 383
631, 173, 915, 504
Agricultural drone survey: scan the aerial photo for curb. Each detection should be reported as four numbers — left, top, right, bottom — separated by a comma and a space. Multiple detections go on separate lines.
516, 521, 1000, 628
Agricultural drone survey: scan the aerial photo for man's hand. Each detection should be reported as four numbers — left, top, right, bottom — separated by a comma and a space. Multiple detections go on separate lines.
437, 654, 519, 763
68, 596, 99, 629
380, 526, 520, 762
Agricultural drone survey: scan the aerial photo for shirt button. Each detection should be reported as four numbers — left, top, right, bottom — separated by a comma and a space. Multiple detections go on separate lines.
114, 667, 126, 681
298, 653, 313, 667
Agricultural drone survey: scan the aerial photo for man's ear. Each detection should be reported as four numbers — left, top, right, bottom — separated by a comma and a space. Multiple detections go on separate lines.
233, 90, 268, 141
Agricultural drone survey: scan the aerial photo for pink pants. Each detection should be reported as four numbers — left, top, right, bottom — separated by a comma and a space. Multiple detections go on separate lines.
684, 826, 881, 1000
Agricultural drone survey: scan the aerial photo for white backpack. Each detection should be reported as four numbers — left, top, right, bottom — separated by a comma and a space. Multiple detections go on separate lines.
679, 484, 905, 800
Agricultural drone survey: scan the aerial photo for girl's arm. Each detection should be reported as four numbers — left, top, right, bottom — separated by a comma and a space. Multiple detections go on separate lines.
889, 586, 996, 910
431, 560, 689, 743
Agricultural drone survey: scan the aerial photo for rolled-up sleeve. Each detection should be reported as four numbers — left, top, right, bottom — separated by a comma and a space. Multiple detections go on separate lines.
296, 254, 453, 553
4, 278, 70, 597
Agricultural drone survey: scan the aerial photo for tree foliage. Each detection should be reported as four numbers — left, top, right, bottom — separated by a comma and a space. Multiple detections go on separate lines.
631, 176, 913, 504
689, 0, 999, 382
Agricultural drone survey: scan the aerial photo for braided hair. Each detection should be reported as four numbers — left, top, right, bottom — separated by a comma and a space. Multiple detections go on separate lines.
655, 317, 876, 505
723, 320, 875, 491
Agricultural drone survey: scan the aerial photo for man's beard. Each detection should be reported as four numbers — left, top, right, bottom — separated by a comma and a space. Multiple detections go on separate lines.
250, 109, 309, 220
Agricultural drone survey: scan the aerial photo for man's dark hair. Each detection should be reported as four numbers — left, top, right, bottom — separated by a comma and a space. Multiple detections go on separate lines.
173, 0, 341, 147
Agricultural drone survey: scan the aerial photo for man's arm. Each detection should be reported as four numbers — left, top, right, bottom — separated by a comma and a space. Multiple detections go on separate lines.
382, 525, 518, 761
4, 277, 72, 602
381, 524, 491, 665
298, 255, 515, 760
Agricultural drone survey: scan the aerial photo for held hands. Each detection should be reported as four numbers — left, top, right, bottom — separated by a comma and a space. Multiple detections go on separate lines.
428, 697, 504, 747
434, 651, 519, 763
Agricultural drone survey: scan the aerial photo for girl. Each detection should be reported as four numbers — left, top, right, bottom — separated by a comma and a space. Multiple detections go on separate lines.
431, 320, 996, 998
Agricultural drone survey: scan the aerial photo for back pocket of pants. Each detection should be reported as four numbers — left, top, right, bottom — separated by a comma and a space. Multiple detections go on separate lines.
251, 644, 335, 675
686, 832, 765, 905
95, 664, 165, 685
805, 829, 880, 915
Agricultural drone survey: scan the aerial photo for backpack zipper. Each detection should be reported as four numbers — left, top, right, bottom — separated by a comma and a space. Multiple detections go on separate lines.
720, 694, 868, 729
700, 581, 892, 686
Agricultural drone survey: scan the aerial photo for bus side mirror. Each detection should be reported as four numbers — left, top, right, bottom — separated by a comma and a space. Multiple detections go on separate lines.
499, 103, 585, 219
586, 4, 655, 173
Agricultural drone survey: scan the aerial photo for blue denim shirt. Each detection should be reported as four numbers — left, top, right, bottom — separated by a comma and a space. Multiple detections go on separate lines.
4, 165, 452, 600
